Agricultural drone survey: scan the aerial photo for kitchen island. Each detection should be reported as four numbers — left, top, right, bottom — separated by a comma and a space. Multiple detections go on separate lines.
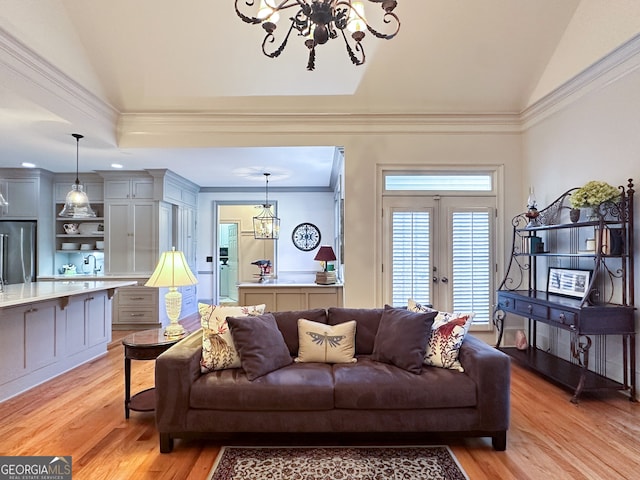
0, 280, 136, 402
237, 280, 343, 312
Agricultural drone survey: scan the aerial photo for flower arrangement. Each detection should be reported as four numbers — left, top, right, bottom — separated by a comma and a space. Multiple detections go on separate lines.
569, 181, 620, 208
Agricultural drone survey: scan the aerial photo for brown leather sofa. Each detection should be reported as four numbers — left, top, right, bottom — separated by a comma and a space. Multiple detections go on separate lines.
155, 307, 511, 453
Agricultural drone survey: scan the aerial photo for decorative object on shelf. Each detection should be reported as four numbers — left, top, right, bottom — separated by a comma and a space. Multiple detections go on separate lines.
514, 330, 527, 351
314, 245, 337, 284
569, 208, 581, 223
547, 267, 592, 299
292, 222, 321, 251
253, 173, 280, 240
251, 259, 272, 283
0, 190, 7, 207
59, 134, 97, 218
145, 247, 198, 337
569, 180, 621, 220
524, 187, 539, 227
63, 223, 79, 234
234, 0, 401, 71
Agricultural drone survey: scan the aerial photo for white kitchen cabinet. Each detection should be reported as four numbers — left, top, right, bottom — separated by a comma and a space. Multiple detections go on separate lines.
105, 200, 156, 275
0, 177, 39, 218
104, 178, 153, 200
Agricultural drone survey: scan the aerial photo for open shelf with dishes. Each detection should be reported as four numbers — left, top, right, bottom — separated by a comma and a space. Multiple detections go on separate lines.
494, 179, 635, 403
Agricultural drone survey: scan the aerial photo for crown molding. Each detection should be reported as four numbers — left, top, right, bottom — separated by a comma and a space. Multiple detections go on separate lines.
521, 33, 640, 130
0, 26, 118, 137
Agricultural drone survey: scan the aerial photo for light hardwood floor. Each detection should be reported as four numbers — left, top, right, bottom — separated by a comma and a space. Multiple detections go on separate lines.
1, 317, 639, 480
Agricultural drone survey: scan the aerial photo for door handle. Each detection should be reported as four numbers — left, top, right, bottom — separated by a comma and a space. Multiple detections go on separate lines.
441, 277, 449, 283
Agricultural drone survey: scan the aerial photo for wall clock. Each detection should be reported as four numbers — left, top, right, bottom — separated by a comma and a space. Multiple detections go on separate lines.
292, 223, 321, 251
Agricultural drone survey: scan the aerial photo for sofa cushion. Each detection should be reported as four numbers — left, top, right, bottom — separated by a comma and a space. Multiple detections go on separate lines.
227, 313, 293, 380
199, 303, 266, 373
295, 319, 357, 364
273, 309, 328, 355
327, 307, 385, 355
191, 362, 335, 411
424, 313, 475, 372
333, 358, 477, 410
371, 306, 437, 374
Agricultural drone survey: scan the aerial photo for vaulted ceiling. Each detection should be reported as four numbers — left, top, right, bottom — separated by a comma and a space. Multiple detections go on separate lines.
1, 1, 638, 187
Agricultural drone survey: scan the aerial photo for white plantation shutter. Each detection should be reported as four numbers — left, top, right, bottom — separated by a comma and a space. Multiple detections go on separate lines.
391, 211, 430, 307
451, 210, 491, 325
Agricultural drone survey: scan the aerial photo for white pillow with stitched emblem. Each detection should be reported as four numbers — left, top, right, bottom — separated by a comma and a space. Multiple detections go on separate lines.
199, 303, 266, 373
408, 298, 474, 372
295, 318, 357, 364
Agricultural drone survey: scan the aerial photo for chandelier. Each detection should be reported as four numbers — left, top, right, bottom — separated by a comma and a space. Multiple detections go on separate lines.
234, 0, 401, 71
58, 134, 97, 218
253, 173, 281, 239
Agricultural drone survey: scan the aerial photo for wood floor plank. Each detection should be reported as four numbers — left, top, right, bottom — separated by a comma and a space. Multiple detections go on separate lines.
1, 318, 639, 479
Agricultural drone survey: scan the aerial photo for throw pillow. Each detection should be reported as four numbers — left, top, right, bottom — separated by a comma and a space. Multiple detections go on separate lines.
227, 313, 293, 380
371, 305, 437, 374
407, 298, 437, 314
424, 312, 475, 372
199, 303, 266, 373
295, 319, 357, 364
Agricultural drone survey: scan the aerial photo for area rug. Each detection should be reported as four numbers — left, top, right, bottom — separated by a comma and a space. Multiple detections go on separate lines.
207, 446, 469, 480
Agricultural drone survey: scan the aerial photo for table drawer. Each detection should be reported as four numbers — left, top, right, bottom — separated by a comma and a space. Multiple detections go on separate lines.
514, 299, 548, 319
550, 308, 577, 328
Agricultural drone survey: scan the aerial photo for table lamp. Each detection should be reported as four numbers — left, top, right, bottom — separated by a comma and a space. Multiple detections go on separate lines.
145, 247, 198, 337
314, 245, 337, 284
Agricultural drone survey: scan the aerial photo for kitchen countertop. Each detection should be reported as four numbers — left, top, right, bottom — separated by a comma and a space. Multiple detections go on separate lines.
237, 280, 343, 287
38, 275, 148, 281
0, 280, 138, 308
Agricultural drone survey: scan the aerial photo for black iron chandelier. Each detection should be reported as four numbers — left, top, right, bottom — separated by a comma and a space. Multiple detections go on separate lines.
234, 1, 401, 71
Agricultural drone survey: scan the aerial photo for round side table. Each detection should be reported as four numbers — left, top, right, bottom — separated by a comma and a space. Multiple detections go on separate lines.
122, 329, 187, 419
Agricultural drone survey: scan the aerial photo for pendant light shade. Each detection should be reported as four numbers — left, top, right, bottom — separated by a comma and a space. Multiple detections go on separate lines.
253, 173, 280, 239
59, 134, 97, 218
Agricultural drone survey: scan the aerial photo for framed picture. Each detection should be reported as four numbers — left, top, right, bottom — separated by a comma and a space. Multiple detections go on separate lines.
547, 267, 592, 298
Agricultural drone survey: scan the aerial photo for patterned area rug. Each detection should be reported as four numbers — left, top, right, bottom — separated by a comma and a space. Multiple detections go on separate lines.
207, 446, 469, 480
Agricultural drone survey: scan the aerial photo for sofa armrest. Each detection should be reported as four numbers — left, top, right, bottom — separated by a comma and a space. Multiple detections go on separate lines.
155, 329, 203, 433
458, 334, 511, 433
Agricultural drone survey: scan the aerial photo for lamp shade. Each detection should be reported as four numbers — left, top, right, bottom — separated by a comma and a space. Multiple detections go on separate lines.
314, 245, 336, 262
145, 248, 198, 288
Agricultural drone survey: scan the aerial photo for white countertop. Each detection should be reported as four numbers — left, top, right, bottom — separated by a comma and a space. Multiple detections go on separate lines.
237, 280, 343, 288
0, 280, 138, 308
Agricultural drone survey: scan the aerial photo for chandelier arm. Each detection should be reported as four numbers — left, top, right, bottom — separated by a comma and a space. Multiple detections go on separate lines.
366, 11, 400, 40
235, 0, 304, 24
306, 44, 316, 71
262, 20, 297, 58
340, 29, 365, 66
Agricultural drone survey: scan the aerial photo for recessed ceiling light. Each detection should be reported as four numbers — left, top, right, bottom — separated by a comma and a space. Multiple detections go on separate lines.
111, 163, 124, 169
21, 162, 36, 168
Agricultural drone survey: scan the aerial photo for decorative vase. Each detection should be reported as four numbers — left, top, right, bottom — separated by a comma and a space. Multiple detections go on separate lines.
569, 208, 580, 223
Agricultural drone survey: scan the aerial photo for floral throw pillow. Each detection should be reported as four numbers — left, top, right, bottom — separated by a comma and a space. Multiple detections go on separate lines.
424, 312, 475, 372
199, 303, 266, 373
408, 299, 474, 372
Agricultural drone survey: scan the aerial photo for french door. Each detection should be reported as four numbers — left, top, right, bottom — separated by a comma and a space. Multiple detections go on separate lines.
383, 195, 495, 328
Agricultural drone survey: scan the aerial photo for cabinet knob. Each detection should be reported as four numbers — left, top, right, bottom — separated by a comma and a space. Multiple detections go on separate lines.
559, 313, 566, 322
527, 304, 533, 312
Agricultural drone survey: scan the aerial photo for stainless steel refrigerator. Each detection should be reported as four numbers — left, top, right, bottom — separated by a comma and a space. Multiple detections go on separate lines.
0, 220, 37, 285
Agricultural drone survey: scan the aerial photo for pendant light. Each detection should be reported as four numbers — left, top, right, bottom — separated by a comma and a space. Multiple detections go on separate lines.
59, 134, 97, 218
253, 173, 280, 239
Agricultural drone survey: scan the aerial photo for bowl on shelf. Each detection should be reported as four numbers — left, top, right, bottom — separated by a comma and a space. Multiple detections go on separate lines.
78, 223, 103, 235
61, 242, 80, 250
95, 241, 105, 250
80, 243, 93, 251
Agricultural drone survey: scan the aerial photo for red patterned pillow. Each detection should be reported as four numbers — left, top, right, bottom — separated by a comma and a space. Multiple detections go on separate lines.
424, 312, 475, 372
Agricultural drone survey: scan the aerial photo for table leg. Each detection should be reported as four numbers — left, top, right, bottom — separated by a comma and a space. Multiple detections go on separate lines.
124, 355, 131, 419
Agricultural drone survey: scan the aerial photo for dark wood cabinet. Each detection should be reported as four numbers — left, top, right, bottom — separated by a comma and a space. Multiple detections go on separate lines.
494, 179, 635, 402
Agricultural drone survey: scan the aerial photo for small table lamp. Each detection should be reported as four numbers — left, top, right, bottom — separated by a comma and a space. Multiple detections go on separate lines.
145, 247, 198, 337
314, 245, 337, 284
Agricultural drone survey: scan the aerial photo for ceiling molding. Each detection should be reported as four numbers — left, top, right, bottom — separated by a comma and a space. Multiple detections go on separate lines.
521, 33, 640, 130
117, 112, 522, 146
0, 26, 118, 139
